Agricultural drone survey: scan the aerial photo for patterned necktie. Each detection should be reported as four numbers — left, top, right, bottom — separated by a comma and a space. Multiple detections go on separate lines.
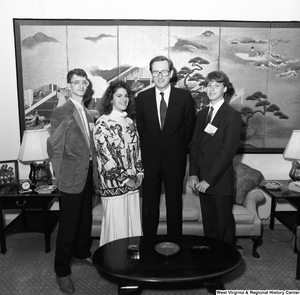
206, 106, 214, 125
160, 92, 167, 129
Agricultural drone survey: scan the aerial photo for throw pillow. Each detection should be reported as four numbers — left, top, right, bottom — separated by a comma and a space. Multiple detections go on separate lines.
233, 160, 264, 205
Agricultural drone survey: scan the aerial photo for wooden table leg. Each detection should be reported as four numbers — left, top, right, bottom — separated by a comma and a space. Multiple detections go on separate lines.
0, 208, 6, 254
42, 197, 50, 253
269, 195, 276, 230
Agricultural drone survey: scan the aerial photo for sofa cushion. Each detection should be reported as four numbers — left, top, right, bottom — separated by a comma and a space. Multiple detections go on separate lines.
233, 161, 264, 205
232, 204, 255, 224
159, 194, 200, 221
195, 200, 254, 224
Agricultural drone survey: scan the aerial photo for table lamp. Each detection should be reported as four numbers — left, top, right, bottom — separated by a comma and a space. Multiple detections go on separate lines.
18, 129, 52, 187
283, 130, 300, 182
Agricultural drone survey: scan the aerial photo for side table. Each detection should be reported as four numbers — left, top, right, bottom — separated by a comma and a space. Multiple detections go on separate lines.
259, 180, 300, 232
0, 184, 60, 254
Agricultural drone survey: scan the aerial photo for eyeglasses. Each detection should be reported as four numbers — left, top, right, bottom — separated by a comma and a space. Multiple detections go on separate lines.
70, 80, 89, 87
152, 70, 170, 77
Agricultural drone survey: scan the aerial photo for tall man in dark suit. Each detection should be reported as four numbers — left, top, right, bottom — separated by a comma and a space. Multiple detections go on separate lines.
188, 71, 241, 245
47, 68, 98, 294
135, 56, 196, 236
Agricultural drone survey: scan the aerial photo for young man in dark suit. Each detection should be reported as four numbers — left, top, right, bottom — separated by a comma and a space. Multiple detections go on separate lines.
47, 68, 98, 294
188, 71, 241, 245
135, 56, 196, 236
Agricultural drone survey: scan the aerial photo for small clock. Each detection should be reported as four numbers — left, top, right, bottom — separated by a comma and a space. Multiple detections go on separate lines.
19, 180, 32, 193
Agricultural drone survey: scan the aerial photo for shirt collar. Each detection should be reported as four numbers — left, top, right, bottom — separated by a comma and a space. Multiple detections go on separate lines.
110, 110, 128, 118
210, 98, 224, 113
69, 97, 84, 110
155, 85, 171, 105
155, 84, 171, 98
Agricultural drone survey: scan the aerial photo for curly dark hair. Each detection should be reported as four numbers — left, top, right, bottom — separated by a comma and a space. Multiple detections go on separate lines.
98, 80, 134, 116
204, 71, 235, 103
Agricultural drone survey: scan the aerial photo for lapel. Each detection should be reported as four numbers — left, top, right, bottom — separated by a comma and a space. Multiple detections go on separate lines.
159, 86, 179, 132
199, 103, 227, 148
149, 88, 161, 130
84, 108, 96, 152
162, 86, 175, 131
211, 102, 227, 128
199, 107, 210, 147
69, 100, 90, 147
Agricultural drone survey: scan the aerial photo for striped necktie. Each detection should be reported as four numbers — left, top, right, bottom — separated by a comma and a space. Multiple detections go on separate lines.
206, 106, 214, 125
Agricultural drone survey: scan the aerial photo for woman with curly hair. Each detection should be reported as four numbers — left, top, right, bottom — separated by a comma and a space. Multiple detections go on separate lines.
93, 80, 143, 246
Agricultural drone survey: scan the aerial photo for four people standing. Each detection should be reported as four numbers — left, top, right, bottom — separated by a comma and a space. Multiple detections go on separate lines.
48, 63, 241, 293
188, 71, 242, 245
47, 68, 98, 294
135, 55, 196, 236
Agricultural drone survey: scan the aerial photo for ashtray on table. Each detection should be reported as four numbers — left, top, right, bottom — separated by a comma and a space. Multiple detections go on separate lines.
34, 185, 57, 194
155, 242, 180, 257
261, 181, 282, 190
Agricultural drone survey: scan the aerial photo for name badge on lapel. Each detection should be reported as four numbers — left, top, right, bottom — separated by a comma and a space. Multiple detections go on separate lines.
204, 123, 218, 136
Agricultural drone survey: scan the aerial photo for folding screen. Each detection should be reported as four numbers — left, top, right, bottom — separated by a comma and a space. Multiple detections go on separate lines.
14, 19, 300, 152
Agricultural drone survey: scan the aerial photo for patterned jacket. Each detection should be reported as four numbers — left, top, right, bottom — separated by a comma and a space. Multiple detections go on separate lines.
93, 111, 143, 197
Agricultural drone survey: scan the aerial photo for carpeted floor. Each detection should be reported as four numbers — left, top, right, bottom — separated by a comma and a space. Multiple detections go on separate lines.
0, 224, 299, 294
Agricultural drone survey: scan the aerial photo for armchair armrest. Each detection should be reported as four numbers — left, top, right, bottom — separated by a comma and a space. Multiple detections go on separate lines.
242, 187, 265, 220
297, 226, 300, 252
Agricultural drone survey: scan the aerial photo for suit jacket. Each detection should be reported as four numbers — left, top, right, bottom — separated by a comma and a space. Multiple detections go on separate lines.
189, 102, 241, 196
135, 86, 196, 180
47, 99, 98, 194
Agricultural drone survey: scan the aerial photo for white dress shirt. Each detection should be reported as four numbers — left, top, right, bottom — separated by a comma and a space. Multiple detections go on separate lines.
69, 97, 90, 145
209, 98, 224, 123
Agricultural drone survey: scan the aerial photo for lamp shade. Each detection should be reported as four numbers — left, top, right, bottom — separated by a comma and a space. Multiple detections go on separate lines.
18, 129, 50, 162
283, 130, 300, 161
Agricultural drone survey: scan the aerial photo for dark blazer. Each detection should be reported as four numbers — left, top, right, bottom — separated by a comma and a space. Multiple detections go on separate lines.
135, 86, 196, 180
189, 102, 241, 195
47, 99, 98, 194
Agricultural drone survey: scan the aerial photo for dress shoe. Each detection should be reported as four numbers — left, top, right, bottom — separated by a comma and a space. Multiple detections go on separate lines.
56, 275, 75, 294
73, 256, 93, 266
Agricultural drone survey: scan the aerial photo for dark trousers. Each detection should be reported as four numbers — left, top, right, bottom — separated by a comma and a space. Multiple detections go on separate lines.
142, 173, 183, 236
199, 193, 235, 245
54, 165, 93, 277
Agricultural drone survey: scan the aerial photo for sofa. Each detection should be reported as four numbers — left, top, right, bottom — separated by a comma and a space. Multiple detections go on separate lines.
91, 160, 265, 258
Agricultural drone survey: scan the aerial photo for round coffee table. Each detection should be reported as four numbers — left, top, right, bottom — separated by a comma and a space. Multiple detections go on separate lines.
93, 235, 242, 294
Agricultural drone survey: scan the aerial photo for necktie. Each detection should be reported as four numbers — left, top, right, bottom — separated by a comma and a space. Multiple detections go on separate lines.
206, 106, 214, 125
160, 92, 167, 129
